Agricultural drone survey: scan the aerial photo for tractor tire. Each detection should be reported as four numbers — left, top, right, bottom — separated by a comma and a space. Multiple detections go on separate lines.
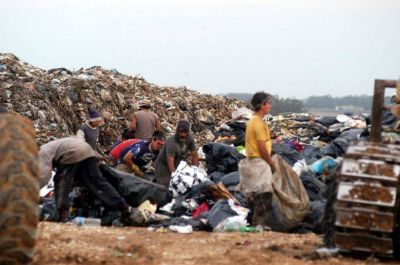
393, 189, 400, 259
0, 114, 39, 265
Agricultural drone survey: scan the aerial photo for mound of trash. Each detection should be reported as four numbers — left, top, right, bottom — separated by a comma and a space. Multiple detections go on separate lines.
0, 53, 246, 148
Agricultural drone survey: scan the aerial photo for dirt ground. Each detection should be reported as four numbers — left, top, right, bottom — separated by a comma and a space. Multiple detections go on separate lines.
33, 222, 399, 265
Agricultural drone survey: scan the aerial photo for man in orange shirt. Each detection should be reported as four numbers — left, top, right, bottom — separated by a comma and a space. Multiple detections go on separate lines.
238, 91, 275, 226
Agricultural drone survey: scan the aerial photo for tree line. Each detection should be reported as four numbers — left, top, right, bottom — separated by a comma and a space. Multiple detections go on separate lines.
224, 93, 306, 115
224, 93, 393, 114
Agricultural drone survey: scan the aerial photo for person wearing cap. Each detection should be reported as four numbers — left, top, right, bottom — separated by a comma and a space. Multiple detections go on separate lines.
77, 108, 103, 151
238, 91, 275, 226
116, 131, 166, 177
129, 99, 161, 140
154, 120, 199, 187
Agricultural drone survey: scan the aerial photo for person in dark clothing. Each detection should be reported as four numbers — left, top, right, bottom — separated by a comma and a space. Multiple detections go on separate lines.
117, 131, 165, 176
77, 108, 103, 151
108, 129, 139, 162
154, 120, 199, 187
38, 137, 130, 222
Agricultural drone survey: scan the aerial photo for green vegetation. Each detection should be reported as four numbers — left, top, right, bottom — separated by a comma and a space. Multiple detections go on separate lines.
224, 93, 393, 114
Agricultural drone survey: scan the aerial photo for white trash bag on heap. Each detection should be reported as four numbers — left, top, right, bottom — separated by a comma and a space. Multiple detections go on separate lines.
169, 161, 208, 198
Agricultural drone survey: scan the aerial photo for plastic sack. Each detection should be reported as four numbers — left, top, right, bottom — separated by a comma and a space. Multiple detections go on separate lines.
100, 165, 172, 207
336, 114, 351, 123
231, 107, 253, 120
309, 156, 337, 174
213, 215, 248, 232
207, 199, 249, 229
203, 142, 244, 174
137, 200, 157, 222
39, 171, 55, 197
169, 161, 208, 198
292, 159, 307, 177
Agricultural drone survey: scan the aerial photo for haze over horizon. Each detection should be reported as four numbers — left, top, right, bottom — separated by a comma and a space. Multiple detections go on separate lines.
1, 0, 399, 99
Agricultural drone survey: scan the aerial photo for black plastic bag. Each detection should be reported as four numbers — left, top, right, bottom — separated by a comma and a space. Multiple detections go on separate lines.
316, 116, 338, 127
207, 199, 238, 229
272, 143, 304, 166
100, 165, 172, 207
321, 129, 362, 158
299, 171, 326, 201
203, 143, 244, 174
150, 217, 210, 231
220, 171, 240, 188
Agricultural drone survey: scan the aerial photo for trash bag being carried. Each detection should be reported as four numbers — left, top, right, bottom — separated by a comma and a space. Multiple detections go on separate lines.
169, 161, 208, 198
268, 155, 310, 231
238, 154, 309, 232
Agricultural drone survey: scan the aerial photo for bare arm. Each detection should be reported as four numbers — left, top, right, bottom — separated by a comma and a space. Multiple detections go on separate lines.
167, 155, 175, 174
123, 152, 135, 168
155, 118, 161, 132
129, 115, 137, 131
257, 140, 275, 172
191, 150, 199, 166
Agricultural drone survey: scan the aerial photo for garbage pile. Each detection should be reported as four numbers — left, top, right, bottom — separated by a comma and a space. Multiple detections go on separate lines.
7, 53, 399, 235
38, 106, 400, 235
0, 53, 246, 147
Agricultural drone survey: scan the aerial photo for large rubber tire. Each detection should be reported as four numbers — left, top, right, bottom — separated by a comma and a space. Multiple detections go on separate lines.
0, 114, 39, 265
393, 188, 400, 259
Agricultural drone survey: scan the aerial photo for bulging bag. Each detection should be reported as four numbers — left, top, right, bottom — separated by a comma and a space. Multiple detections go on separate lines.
169, 161, 208, 198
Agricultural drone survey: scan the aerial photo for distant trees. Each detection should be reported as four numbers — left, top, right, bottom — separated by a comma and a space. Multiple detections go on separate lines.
303, 95, 392, 111
224, 93, 305, 114
270, 97, 305, 115
224, 93, 393, 114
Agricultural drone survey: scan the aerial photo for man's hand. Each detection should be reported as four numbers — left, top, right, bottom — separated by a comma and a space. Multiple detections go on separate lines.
131, 164, 144, 177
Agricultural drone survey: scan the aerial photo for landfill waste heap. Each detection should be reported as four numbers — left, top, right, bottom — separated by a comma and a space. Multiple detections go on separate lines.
0, 53, 246, 149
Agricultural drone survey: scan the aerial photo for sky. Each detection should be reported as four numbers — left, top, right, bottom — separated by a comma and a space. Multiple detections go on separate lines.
1, 0, 400, 99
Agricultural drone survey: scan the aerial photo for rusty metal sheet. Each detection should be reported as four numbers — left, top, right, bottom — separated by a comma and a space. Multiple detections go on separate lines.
337, 182, 397, 207
345, 142, 400, 162
341, 158, 400, 182
335, 206, 394, 232
336, 232, 393, 255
